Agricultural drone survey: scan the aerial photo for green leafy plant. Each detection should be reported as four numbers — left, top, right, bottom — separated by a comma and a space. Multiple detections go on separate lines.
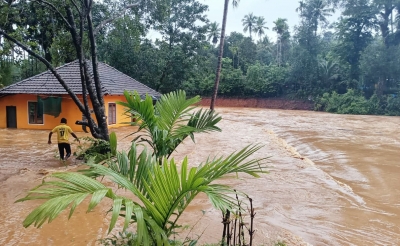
76, 132, 117, 162
100, 231, 138, 246
109, 132, 118, 156
17, 142, 267, 245
315, 89, 370, 114
117, 90, 222, 164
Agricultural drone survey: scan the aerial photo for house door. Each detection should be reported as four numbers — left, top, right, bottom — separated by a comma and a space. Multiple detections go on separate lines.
6, 106, 17, 128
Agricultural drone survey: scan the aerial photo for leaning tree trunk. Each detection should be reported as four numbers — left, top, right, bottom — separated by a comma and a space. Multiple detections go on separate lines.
86, 0, 109, 141
210, 0, 229, 111
0, 1, 110, 141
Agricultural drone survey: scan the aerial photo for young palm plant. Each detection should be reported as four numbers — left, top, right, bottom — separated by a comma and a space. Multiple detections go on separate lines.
17, 142, 268, 245
117, 90, 222, 165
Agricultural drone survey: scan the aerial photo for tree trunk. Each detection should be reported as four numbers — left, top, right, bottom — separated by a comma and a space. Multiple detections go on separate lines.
210, 0, 229, 110
379, 5, 394, 47
86, 0, 109, 141
66, 5, 108, 141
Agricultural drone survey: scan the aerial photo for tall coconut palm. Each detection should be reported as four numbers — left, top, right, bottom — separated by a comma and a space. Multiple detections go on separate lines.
17, 136, 268, 244
297, 0, 334, 35
310, 0, 334, 34
255, 16, 268, 41
242, 13, 257, 38
118, 90, 222, 165
207, 22, 221, 45
273, 18, 289, 66
210, 0, 240, 110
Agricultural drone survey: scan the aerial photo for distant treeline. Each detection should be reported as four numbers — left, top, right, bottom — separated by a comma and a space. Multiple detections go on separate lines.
1, 0, 400, 115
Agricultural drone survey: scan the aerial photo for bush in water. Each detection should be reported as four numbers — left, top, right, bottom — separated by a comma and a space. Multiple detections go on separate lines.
315, 89, 400, 116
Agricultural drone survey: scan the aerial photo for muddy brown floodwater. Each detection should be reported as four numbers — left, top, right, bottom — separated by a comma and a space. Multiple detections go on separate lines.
1, 107, 399, 246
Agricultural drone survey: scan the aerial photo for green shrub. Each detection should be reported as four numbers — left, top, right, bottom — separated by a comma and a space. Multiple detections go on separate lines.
76, 132, 117, 162
315, 89, 400, 116
315, 89, 374, 115
385, 95, 400, 116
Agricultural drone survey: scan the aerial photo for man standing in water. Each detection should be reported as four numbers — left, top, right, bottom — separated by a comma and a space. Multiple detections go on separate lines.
48, 118, 80, 160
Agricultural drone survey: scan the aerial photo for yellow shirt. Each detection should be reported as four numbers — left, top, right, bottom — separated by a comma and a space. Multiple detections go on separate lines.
52, 124, 73, 144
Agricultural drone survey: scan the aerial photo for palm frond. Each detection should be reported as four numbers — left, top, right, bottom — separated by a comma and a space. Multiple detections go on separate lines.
16, 172, 111, 228
155, 90, 200, 131
117, 90, 155, 130
196, 144, 268, 180
187, 108, 222, 135
116, 145, 268, 236
18, 138, 268, 244
17, 164, 171, 244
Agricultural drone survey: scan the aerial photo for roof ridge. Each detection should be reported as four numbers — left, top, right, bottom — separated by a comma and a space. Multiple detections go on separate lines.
99, 62, 160, 95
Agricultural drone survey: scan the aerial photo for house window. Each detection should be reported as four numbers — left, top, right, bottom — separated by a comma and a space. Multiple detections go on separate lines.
28, 102, 43, 124
108, 103, 116, 125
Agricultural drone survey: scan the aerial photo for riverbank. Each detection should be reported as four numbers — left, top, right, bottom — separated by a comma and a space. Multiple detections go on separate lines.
199, 97, 314, 110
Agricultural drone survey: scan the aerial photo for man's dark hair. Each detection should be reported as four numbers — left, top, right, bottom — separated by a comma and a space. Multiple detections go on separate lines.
61, 118, 67, 124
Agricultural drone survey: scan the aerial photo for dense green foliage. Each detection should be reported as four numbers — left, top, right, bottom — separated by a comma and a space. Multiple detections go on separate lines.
2, 0, 400, 115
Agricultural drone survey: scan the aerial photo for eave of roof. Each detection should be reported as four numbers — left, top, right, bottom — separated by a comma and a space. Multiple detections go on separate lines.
0, 60, 161, 98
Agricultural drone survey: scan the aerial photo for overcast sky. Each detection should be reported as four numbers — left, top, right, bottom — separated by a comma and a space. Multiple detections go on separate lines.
201, 0, 302, 41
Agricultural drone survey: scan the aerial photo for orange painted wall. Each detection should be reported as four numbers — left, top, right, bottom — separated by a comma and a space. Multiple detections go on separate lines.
0, 94, 131, 132
104, 95, 132, 129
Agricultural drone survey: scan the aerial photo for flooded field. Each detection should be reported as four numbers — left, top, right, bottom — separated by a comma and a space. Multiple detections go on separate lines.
0, 107, 399, 245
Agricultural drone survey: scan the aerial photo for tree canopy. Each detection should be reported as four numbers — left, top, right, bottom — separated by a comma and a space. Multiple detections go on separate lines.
2, 0, 400, 115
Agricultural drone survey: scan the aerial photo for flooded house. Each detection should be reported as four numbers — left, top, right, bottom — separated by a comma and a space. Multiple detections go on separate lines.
0, 60, 161, 131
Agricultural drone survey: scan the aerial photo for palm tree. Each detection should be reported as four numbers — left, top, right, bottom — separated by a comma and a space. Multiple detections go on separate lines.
296, 0, 334, 35
17, 126, 268, 245
273, 18, 289, 66
117, 90, 222, 165
207, 22, 221, 45
210, 0, 240, 110
242, 13, 257, 38
229, 45, 239, 67
318, 58, 339, 89
254, 16, 268, 41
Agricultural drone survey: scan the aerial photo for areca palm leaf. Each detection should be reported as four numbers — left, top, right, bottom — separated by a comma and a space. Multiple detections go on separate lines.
118, 90, 222, 162
155, 90, 200, 130
195, 144, 268, 181
17, 166, 169, 245
88, 143, 156, 199
117, 90, 156, 130
129, 145, 268, 236
80, 143, 156, 192
186, 108, 222, 139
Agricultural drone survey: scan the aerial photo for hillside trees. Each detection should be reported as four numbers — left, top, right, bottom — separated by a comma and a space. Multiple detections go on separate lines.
2, 0, 400, 115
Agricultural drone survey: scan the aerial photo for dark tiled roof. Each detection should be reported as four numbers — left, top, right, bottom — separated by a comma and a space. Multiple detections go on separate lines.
0, 60, 161, 98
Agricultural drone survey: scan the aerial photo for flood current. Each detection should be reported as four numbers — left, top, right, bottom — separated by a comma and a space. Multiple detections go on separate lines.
0, 108, 399, 245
